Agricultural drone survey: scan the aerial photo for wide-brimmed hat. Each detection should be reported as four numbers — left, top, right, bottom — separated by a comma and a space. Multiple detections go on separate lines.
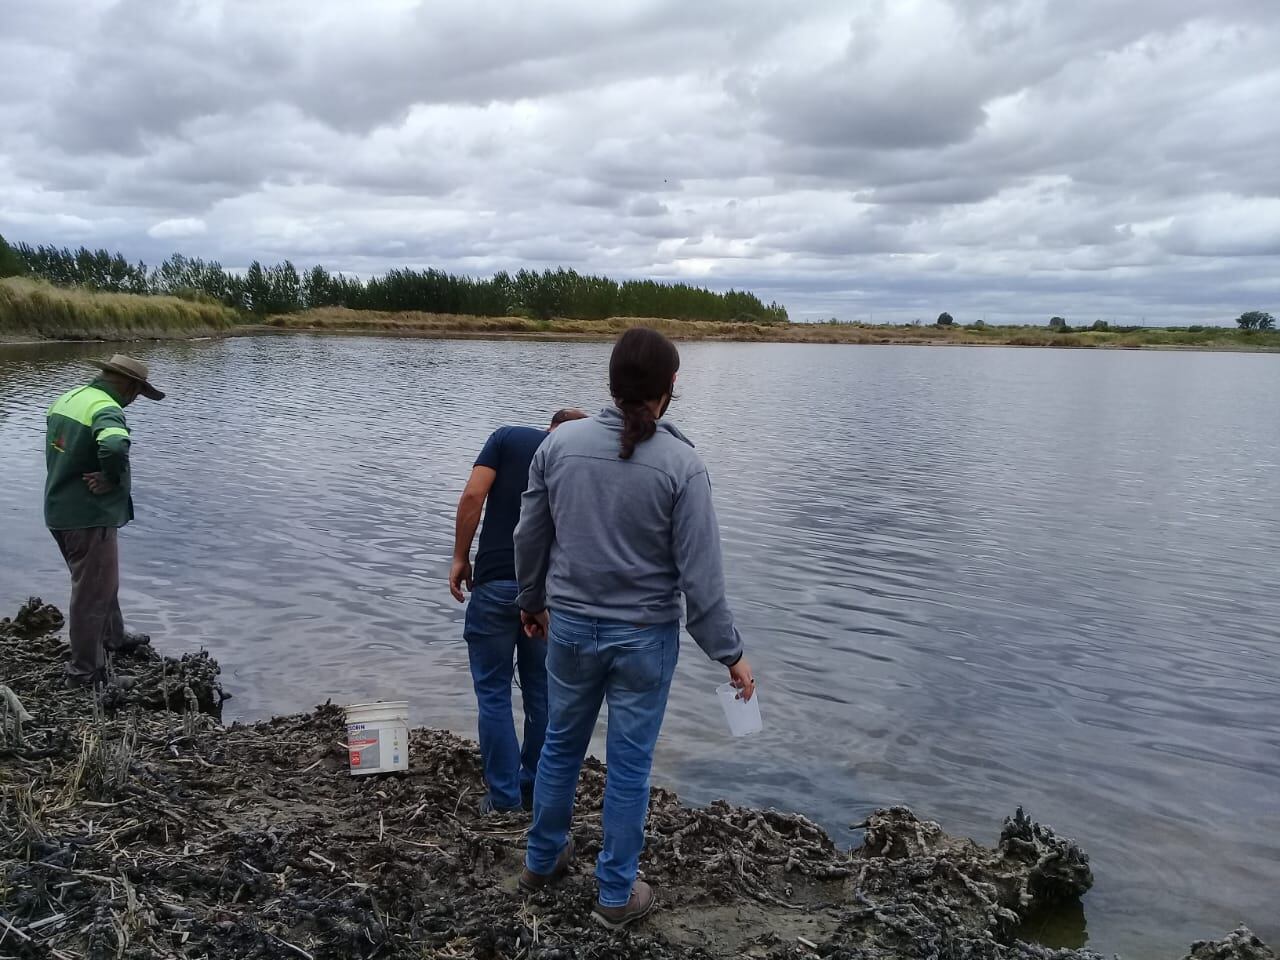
90, 354, 165, 401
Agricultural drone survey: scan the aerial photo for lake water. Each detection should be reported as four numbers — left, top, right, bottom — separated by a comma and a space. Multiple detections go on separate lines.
1, 335, 1277, 956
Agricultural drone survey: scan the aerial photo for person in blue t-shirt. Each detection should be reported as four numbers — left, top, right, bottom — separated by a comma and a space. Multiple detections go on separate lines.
450, 408, 588, 814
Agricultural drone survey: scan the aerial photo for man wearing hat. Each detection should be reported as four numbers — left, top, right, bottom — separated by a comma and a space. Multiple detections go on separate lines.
44, 355, 166, 687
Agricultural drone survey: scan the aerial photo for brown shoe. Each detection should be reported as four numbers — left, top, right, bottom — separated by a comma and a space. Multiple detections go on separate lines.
592, 880, 656, 930
518, 837, 575, 893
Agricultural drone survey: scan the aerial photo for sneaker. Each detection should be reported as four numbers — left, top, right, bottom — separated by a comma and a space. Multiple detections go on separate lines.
518, 837, 575, 893
478, 795, 523, 816
64, 673, 98, 691
592, 881, 656, 930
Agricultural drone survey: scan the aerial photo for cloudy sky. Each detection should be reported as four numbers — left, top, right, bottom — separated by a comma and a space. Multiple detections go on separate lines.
2, 0, 1278, 324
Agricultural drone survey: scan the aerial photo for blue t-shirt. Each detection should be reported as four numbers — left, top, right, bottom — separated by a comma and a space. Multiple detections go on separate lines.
473, 425, 548, 586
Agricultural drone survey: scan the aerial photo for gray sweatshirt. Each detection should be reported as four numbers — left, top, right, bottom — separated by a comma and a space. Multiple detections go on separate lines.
514, 406, 744, 665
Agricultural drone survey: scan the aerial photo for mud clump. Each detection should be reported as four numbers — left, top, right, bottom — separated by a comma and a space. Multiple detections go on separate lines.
0, 596, 64, 642
1, 600, 1271, 959
1185, 928, 1277, 960
999, 807, 1094, 907
0, 596, 228, 721
100, 645, 229, 716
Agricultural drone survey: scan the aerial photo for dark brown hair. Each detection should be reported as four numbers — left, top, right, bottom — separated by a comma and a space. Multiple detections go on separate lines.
549, 408, 587, 428
609, 328, 680, 460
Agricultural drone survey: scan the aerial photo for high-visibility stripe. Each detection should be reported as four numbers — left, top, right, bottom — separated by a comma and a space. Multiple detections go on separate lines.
48, 386, 121, 427
96, 427, 131, 441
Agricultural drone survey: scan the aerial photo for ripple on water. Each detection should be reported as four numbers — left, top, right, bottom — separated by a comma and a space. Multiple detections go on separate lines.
1, 338, 1279, 954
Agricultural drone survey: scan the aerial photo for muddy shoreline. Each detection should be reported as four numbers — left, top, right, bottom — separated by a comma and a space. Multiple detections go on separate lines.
1, 599, 1272, 960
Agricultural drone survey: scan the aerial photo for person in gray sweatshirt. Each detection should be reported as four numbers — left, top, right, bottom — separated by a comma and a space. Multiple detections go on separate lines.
513, 327, 755, 929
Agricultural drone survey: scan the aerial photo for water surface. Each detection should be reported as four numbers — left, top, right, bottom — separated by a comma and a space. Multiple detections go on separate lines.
1, 335, 1277, 956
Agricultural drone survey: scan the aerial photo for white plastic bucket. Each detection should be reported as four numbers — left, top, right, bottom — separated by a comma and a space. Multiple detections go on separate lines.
344, 700, 410, 775
716, 683, 763, 737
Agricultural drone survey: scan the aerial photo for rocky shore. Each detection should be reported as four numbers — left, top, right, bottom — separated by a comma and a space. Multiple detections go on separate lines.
1, 598, 1272, 960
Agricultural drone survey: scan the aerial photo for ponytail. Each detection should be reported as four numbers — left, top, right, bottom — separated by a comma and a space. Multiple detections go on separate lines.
609, 328, 680, 460
617, 400, 657, 460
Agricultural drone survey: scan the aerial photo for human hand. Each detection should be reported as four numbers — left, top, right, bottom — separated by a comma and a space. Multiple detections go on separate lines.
521, 609, 549, 640
83, 472, 114, 495
727, 657, 756, 701
449, 558, 473, 602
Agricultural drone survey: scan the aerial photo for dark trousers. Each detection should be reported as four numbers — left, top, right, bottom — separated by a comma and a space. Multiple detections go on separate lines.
51, 527, 125, 680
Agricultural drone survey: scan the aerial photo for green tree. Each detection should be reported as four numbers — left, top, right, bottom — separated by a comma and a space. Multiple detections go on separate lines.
266, 260, 302, 314
126, 261, 151, 295
302, 265, 335, 308
242, 261, 270, 314
0, 233, 26, 277
1237, 311, 1274, 331
936, 311, 954, 326
1049, 316, 1068, 330
1091, 320, 1110, 332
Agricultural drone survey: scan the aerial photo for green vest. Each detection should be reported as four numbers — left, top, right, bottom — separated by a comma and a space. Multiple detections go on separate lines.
44, 380, 134, 530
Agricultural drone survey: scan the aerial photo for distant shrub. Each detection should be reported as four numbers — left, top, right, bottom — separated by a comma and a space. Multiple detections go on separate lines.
1237, 310, 1275, 331
1091, 320, 1110, 332
936, 311, 954, 326
1049, 316, 1068, 331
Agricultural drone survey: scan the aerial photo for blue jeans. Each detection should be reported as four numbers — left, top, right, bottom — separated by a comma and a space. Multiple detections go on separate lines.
464, 580, 548, 810
525, 611, 680, 906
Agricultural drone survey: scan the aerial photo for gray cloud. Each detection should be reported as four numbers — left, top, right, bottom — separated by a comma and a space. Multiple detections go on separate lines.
1, 0, 1278, 323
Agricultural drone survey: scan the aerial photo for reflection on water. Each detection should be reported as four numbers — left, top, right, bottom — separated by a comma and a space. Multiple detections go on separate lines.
1016, 901, 1089, 950
1, 335, 1278, 958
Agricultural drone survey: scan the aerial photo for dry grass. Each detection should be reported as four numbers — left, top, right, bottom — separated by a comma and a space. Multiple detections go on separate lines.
268, 308, 1280, 352
264, 307, 784, 341
0, 277, 240, 341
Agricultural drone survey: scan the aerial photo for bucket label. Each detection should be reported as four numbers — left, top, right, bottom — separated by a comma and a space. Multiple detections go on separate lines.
348, 725, 380, 770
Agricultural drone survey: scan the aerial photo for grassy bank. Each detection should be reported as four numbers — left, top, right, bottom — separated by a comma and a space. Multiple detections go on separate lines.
261, 306, 789, 341
267, 307, 1280, 352
0, 277, 241, 341
4, 283, 1277, 353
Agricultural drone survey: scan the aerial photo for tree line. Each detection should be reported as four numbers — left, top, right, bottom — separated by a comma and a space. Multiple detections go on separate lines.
935, 311, 1277, 333
0, 234, 787, 324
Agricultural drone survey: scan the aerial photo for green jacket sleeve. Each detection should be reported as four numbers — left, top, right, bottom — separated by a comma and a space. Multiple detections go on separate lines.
91, 406, 131, 483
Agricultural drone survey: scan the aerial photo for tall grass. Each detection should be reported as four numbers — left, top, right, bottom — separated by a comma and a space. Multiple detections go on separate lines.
0, 277, 240, 341
266, 307, 796, 341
